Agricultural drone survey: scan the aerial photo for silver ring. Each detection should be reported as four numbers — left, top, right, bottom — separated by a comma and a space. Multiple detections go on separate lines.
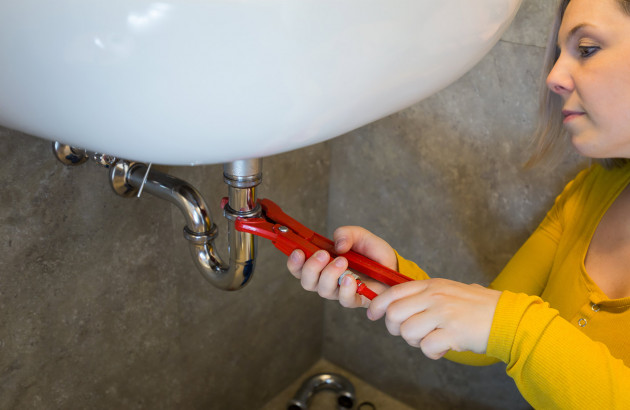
338, 271, 359, 285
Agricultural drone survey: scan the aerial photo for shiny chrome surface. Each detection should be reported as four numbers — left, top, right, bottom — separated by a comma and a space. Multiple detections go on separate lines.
52, 141, 263, 290
1, 0, 522, 165
109, 160, 140, 197
288, 373, 356, 410
224, 159, 264, 188
52, 141, 88, 166
91, 152, 118, 168
122, 159, 262, 290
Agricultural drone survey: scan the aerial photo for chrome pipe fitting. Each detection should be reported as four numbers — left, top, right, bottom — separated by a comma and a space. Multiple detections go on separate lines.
223, 159, 263, 188
120, 160, 262, 290
53, 141, 264, 291
53, 141, 118, 168
52, 141, 88, 165
287, 373, 356, 410
126, 164, 214, 235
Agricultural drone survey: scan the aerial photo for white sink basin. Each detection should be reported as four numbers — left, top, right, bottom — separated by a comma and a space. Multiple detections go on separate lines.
0, 0, 521, 165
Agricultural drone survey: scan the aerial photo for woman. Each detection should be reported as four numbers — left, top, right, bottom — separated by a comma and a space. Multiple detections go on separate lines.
287, 0, 630, 407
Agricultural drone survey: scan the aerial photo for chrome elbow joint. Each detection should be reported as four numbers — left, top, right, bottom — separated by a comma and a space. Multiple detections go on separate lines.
112, 158, 262, 291
185, 222, 257, 291
288, 373, 356, 410
185, 159, 263, 290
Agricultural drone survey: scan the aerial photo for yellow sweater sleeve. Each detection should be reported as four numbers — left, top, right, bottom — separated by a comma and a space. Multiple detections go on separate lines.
488, 291, 630, 408
393, 167, 571, 368
394, 216, 562, 368
395, 251, 430, 280
396, 165, 630, 406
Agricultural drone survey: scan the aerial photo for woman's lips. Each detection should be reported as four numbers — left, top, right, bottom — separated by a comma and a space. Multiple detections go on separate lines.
562, 110, 585, 124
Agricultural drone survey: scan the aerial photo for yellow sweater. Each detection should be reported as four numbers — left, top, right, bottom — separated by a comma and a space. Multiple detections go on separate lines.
396, 163, 630, 408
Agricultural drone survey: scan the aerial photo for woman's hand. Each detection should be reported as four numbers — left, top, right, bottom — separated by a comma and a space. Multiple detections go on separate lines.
286, 226, 397, 308
367, 279, 501, 359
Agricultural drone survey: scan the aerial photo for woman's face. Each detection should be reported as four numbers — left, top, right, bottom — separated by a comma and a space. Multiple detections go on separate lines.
547, 0, 630, 158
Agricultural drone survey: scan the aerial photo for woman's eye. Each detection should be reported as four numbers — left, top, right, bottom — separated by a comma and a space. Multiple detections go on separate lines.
578, 45, 600, 58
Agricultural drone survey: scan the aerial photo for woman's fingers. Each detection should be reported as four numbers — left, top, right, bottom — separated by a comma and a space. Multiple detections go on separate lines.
367, 280, 430, 321
338, 273, 363, 308
394, 309, 452, 359
333, 226, 398, 271
287, 249, 306, 279
367, 279, 501, 357
286, 225, 397, 308
418, 328, 452, 360
286, 249, 365, 306
383, 295, 431, 336
289, 248, 501, 358
299, 250, 331, 291
317, 257, 349, 299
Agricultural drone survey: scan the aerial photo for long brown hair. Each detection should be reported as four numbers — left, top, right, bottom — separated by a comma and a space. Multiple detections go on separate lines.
527, 0, 630, 169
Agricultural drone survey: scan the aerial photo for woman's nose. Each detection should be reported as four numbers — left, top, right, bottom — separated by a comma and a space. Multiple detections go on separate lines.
546, 59, 574, 95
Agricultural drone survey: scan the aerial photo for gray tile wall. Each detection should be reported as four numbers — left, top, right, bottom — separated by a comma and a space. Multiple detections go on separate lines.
323, 0, 587, 408
0, 128, 329, 409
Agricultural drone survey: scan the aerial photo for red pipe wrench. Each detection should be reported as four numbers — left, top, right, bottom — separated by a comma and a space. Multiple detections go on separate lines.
233, 198, 413, 299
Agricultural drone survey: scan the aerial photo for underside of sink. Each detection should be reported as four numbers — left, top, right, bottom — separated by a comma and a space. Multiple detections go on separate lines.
0, 0, 522, 165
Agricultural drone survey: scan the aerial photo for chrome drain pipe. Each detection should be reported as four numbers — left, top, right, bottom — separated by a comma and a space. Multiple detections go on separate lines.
288, 373, 356, 410
112, 157, 262, 290
53, 141, 263, 290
